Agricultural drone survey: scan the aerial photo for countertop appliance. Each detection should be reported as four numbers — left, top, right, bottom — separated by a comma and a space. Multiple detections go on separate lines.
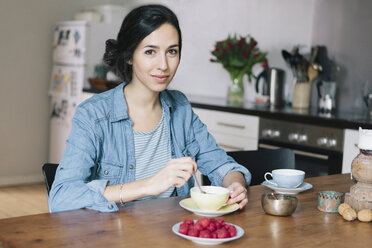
259, 118, 344, 177
48, 20, 120, 163
255, 68, 285, 108
317, 81, 337, 114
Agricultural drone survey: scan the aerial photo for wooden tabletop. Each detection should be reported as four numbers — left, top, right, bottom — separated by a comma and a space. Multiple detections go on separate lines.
0, 174, 370, 247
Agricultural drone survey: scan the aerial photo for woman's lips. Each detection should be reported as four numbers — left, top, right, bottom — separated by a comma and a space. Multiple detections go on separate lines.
152, 75, 169, 83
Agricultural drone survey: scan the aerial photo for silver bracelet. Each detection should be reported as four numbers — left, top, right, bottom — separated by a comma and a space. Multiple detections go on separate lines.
119, 183, 125, 207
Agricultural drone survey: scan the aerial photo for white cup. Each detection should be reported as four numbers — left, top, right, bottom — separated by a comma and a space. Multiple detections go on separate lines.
264, 169, 305, 188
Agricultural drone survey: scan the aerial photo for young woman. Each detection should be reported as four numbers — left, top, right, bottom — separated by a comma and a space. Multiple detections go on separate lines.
48, 4, 251, 213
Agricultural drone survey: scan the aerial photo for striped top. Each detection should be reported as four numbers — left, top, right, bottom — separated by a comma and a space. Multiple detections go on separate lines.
133, 110, 175, 200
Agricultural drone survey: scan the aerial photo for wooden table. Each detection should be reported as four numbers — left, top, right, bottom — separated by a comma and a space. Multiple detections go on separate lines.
0, 174, 370, 247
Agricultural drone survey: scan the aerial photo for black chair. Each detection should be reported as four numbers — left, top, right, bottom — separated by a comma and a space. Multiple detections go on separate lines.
203, 148, 295, 186
42, 163, 59, 195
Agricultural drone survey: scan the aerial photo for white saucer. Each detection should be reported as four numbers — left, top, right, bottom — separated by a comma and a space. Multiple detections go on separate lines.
179, 198, 239, 217
172, 221, 244, 245
261, 180, 313, 195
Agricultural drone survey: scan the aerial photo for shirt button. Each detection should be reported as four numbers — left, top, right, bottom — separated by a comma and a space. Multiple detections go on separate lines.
129, 165, 134, 169
108, 204, 113, 209
171, 151, 175, 156
187, 152, 191, 156
104, 170, 109, 175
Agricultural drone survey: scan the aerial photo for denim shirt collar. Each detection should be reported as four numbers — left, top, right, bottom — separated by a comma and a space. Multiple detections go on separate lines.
110, 83, 173, 122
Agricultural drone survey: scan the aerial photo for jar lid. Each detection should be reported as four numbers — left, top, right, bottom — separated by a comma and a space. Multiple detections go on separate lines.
358, 127, 372, 150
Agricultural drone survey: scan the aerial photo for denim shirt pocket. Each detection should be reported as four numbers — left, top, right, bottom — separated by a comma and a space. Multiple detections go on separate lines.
182, 139, 200, 160
96, 161, 123, 185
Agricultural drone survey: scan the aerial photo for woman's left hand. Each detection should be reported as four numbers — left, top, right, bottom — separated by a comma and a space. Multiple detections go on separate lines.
226, 182, 248, 209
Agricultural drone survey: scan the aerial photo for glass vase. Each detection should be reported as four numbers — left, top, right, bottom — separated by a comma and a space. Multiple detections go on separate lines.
227, 75, 244, 106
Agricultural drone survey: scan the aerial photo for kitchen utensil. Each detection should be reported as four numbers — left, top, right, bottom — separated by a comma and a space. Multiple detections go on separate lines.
261, 193, 298, 216
317, 81, 337, 114
255, 68, 285, 107
308, 46, 320, 82
190, 186, 230, 211
193, 172, 206, 194
281, 50, 293, 65
292, 81, 311, 109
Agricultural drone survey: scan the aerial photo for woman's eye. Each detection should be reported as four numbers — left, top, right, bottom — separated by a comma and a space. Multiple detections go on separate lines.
168, 49, 178, 55
145, 49, 155, 55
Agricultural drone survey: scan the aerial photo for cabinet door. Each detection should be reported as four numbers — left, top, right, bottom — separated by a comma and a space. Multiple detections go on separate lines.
212, 132, 258, 151
193, 108, 259, 138
193, 107, 259, 151
342, 129, 359, 173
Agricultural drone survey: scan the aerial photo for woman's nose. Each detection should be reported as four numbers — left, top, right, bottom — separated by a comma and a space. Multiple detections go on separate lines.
157, 54, 168, 70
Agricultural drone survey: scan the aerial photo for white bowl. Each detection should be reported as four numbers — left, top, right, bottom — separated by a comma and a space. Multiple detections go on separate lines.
190, 186, 230, 211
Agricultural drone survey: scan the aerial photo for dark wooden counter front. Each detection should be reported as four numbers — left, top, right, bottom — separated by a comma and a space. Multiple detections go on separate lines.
0, 174, 370, 247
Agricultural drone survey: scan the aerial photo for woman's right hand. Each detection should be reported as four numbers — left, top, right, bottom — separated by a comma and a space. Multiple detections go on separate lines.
148, 157, 197, 196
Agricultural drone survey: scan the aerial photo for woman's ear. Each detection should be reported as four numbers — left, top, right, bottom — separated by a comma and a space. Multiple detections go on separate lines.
127, 59, 133, 65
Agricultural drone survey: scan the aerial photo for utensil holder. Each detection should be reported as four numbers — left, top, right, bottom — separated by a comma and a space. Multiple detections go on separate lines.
292, 81, 311, 109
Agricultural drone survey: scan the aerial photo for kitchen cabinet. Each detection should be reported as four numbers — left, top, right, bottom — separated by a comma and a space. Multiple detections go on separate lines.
192, 108, 259, 151
342, 129, 359, 173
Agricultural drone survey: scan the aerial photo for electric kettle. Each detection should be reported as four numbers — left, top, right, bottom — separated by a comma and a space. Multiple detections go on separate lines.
255, 68, 285, 107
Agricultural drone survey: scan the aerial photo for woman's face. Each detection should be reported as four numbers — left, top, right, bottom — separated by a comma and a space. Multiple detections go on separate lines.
130, 23, 180, 93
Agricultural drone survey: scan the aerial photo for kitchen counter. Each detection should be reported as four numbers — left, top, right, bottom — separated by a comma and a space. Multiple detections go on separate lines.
187, 94, 372, 130
83, 88, 372, 130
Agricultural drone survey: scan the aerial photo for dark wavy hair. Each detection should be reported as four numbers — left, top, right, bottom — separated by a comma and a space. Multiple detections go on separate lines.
103, 4, 182, 83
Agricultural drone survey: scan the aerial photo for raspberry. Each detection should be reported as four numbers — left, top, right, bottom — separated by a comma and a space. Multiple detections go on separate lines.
199, 217, 211, 228
178, 223, 189, 235
215, 227, 230, 239
217, 218, 225, 225
183, 219, 194, 225
224, 223, 232, 229
206, 222, 216, 232
227, 225, 237, 237
194, 222, 204, 231
187, 226, 200, 237
199, 229, 212, 238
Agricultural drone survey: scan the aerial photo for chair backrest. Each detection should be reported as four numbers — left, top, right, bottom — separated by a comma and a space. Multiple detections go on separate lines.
203, 148, 295, 186
42, 163, 59, 195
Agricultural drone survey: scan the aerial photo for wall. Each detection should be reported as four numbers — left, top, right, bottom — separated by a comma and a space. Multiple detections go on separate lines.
0, 0, 129, 186
166, 0, 314, 102
311, 0, 372, 113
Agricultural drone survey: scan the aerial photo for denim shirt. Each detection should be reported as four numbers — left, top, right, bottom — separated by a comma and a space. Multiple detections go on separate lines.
48, 83, 251, 213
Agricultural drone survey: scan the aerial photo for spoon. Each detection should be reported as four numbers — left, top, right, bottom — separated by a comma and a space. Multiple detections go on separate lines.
193, 173, 207, 194
271, 192, 278, 200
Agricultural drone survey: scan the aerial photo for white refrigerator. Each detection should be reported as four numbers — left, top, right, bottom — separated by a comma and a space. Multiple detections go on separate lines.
48, 20, 120, 163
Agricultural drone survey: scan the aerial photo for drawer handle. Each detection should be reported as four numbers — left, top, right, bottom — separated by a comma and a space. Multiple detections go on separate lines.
218, 143, 244, 151
216, 122, 245, 129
